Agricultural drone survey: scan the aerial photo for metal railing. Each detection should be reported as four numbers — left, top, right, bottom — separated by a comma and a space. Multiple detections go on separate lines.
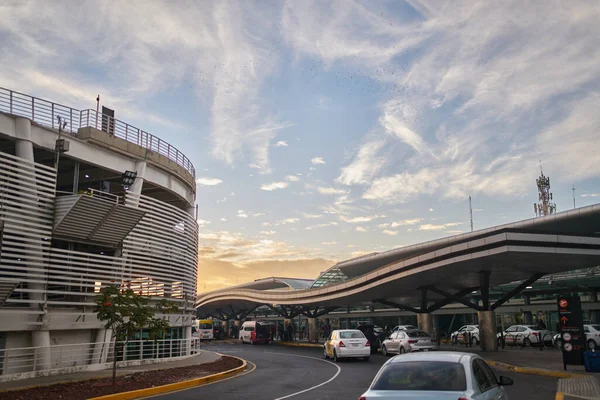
79, 109, 195, 177
0, 337, 200, 376
0, 87, 79, 134
0, 87, 195, 178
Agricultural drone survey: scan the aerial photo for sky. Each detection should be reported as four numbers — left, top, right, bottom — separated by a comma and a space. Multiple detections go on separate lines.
1, 1, 599, 292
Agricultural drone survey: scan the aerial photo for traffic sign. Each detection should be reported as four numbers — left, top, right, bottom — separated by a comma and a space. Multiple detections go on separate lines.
557, 296, 585, 369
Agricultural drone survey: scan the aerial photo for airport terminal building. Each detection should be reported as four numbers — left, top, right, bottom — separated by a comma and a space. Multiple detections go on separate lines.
0, 88, 198, 378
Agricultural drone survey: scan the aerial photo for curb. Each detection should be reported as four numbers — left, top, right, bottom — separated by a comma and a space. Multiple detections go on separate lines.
486, 360, 584, 379
88, 355, 248, 400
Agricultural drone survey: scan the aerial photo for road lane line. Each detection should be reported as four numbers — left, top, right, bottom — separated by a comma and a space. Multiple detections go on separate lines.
267, 352, 341, 400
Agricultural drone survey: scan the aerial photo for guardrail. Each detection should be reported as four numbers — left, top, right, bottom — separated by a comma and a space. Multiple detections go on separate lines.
0, 337, 200, 377
0, 87, 195, 178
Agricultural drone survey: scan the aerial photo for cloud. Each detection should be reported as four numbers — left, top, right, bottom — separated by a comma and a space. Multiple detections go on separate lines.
237, 210, 248, 218
285, 175, 300, 182
317, 187, 347, 195
340, 214, 385, 224
196, 177, 223, 186
275, 141, 288, 147
429, 208, 434, 212
283, 1, 600, 204
305, 221, 338, 230
338, 138, 387, 186
301, 213, 322, 219
582, 193, 600, 198
311, 157, 326, 165
274, 217, 300, 226
351, 250, 372, 258
355, 226, 367, 232
419, 222, 464, 231
382, 229, 398, 236
197, 219, 211, 226
379, 218, 422, 228
261, 181, 289, 191
220, 218, 227, 222
321, 241, 337, 245
260, 230, 276, 235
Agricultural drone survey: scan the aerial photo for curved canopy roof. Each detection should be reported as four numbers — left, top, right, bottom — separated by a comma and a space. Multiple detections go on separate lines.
196, 204, 600, 315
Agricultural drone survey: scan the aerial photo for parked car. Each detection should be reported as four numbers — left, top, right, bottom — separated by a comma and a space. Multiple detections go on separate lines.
381, 329, 439, 356
356, 324, 385, 353
323, 329, 370, 362
553, 324, 600, 350
359, 351, 513, 400
497, 325, 551, 346
390, 324, 418, 333
239, 321, 272, 344
451, 325, 480, 345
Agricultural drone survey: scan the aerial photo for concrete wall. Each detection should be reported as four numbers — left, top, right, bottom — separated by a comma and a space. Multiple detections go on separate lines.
0, 113, 195, 205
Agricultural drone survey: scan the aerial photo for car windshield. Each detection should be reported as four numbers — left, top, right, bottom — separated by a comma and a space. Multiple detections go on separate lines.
590, 325, 600, 331
199, 323, 212, 329
406, 330, 430, 338
339, 331, 365, 339
372, 361, 466, 391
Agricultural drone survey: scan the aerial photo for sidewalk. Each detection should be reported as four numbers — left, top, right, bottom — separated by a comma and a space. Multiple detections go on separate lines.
0, 351, 221, 392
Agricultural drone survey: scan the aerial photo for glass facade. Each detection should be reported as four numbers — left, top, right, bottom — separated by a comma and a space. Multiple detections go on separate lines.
310, 267, 348, 288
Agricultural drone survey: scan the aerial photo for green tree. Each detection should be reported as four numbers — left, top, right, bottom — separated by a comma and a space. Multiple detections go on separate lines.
94, 283, 177, 385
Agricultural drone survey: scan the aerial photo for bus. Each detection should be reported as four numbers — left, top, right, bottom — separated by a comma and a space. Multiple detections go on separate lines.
195, 319, 214, 341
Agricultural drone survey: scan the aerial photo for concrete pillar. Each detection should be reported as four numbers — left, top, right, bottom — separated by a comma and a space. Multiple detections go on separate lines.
222, 320, 229, 338
523, 295, 533, 324
128, 160, 147, 196
432, 314, 440, 344
15, 118, 47, 308
417, 313, 433, 336
284, 318, 293, 341
32, 330, 51, 371
478, 311, 498, 351
92, 328, 112, 364
307, 318, 319, 343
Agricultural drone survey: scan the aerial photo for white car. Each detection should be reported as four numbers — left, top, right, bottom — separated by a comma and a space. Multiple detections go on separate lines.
359, 351, 513, 400
323, 329, 370, 362
451, 325, 480, 345
497, 325, 551, 346
554, 324, 600, 350
391, 325, 418, 333
381, 329, 439, 356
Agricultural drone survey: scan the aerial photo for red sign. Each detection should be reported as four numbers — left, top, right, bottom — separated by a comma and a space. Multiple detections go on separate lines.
559, 299, 568, 308
561, 316, 568, 324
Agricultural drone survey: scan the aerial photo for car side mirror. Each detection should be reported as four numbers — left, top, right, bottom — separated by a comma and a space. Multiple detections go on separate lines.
498, 376, 513, 386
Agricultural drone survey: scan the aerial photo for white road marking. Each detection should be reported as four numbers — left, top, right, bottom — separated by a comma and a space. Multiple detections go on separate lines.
267, 352, 342, 400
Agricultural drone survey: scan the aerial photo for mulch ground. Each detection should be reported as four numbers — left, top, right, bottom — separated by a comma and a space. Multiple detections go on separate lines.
0, 356, 243, 400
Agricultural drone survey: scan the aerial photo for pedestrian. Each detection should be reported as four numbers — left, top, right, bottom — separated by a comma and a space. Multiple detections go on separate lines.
301, 325, 306, 340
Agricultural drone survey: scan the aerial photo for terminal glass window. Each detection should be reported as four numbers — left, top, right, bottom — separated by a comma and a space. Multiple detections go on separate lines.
311, 267, 348, 288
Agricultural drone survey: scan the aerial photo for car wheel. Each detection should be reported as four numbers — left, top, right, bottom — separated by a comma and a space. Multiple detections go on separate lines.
588, 339, 597, 350
524, 338, 531, 347
400, 346, 406, 354
323, 348, 329, 359
333, 349, 339, 362
381, 345, 388, 357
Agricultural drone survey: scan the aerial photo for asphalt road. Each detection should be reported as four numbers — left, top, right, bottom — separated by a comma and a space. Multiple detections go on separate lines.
152, 341, 559, 400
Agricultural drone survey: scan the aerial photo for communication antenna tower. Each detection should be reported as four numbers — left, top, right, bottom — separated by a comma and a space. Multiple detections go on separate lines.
533, 165, 556, 217
469, 196, 473, 232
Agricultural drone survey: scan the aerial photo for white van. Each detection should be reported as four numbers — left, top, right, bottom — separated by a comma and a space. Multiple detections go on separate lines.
239, 321, 272, 344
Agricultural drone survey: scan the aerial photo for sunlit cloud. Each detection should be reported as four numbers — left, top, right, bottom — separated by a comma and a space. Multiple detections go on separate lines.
311, 157, 326, 165
261, 181, 289, 191
196, 177, 223, 186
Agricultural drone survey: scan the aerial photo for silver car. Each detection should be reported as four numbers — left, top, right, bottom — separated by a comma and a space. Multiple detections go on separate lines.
359, 351, 513, 400
381, 329, 438, 356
